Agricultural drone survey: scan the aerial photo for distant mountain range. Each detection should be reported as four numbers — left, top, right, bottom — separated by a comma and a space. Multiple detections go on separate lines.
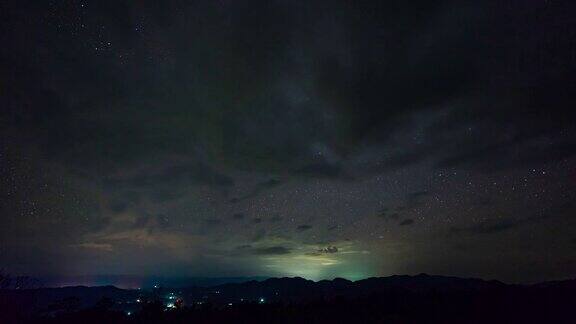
37, 275, 269, 289
2, 274, 576, 323
3, 274, 576, 307
170, 273, 569, 304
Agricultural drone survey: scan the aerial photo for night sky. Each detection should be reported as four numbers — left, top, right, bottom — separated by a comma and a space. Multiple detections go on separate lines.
1, 0, 576, 284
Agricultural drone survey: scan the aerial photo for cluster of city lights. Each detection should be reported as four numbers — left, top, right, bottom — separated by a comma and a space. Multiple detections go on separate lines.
123, 287, 270, 317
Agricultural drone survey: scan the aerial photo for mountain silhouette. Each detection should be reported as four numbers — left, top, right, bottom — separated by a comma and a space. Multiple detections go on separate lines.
2, 274, 576, 323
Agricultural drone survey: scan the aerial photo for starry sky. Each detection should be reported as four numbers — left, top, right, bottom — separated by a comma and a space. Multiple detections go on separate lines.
1, 0, 576, 284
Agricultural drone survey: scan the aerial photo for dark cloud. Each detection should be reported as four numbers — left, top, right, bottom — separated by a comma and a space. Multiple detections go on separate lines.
106, 162, 234, 189
296, 162, 344, 179
408, 191, 430, 199
230, 178, 282, 203
399, 219, 415, 226
3, 1, 576, 180
450, 219, 519, 235
108, 201, 128, 213
251, 229, 266, 242
377, 208, 400, 221
382, 149, 435, 169
261, 179, 282, 188
434, 138, 576, 172
228, 244, 292, 257
450, 207, 568, 236
394, 191, 431, 211
149, 190, 181, 203
252, 246, 292, 256
296, 225, 313, 232
314, 3, 485, 148
268, 215, 282, 223
134, 214, 170, 230
407, 191, 430, 203
203, 218, 222, 227
156, 214, 170, 229
474, 197, 493, 207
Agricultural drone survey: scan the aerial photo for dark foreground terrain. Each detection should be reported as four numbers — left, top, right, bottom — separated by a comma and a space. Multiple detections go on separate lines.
1, 274, 575, 323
